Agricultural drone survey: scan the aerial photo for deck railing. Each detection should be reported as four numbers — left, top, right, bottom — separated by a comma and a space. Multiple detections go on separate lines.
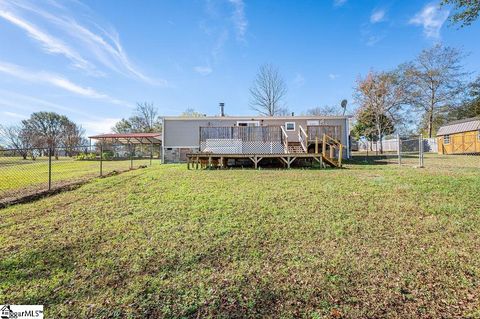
307, 125, 341, 141
200, 126, 282, 142
200, 126, 284, 154
280, 126, 289, 153
298, 125, 308, 152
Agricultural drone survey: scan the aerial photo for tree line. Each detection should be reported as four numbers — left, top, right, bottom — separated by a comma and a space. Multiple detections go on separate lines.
0, 112, 86, 159
352, 44, 480, 153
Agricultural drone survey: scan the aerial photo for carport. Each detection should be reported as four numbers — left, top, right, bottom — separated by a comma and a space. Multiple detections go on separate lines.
88, 133, 162, 172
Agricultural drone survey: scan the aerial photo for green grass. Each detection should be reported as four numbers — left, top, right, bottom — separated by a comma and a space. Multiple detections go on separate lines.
1, 155, 480, 318
0, 156, 158, 198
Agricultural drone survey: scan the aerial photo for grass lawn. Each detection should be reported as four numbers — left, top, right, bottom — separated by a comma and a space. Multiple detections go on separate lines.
0, 157, 158, 199
1, 155, 479, 318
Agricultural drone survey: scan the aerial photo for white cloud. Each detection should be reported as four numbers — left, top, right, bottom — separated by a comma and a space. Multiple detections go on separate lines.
0, 61, 131, 107
370, 9, 386, 23
334, 0, 347, 7
0, 0, 165, 85
194, 66, 213, 76
81, 118, 120, 135
329, 73, 340, 80
409, 3, 450, 39
228, 0, 248, 40
293, 73, 305, 87
0, 9, 98, 75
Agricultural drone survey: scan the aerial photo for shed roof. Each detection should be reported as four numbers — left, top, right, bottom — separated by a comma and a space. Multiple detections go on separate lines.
436, 117, 480, 136
88, 133, 162, 144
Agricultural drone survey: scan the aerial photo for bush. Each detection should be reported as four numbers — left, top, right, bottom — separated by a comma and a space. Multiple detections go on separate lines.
76, 153, 97, 161
102, 150, 114, 160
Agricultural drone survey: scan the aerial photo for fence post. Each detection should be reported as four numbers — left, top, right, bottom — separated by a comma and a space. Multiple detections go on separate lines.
419, 135, 424, 168
150, 142, 153, 166
48, 147, 52, 190
397, 133, 401, 165
130, 143, 133, 169
100, 143, 103, 177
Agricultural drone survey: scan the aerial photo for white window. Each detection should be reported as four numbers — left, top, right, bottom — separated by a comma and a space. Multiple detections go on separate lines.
444, 135, 450, 144
237, 121, 260, 127
285, 122, 296, 131
307, 120, 319, 126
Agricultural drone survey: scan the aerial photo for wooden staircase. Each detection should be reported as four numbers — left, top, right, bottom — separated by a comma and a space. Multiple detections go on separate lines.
287, 142, 304, 153
321, 134, 343, 168
281, 125, 343, 168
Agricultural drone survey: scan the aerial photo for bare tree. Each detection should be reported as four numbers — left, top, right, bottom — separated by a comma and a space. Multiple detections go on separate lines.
442, 0, 480, 27
0, 124, 35, 159
249, 64, 287, 116
133, 102, 162, 132
180, 108, 205, 117
402, 44, 467, 137
112, 102, 162, 133
306, 105, 340, 116
354, 70, 408, 153
62, 121, 86, 157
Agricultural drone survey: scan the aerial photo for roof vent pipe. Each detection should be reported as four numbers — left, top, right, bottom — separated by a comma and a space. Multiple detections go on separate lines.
220, 102, 225, 116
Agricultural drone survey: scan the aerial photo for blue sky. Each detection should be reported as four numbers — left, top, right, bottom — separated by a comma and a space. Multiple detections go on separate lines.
0, 0, 479, 135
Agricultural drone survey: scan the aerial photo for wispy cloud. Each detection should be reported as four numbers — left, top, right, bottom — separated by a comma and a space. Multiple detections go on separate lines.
0, 61, 131, 107
194, 66, 213, 76
0, 0, 165, 85
370, 9, 386, 23
0, 90, 101, 119
0, 9, 98, 75
228, 0, 247, 41
409, 3, 449, 39
329, 73, 340, 80
2, 111, 26, 119
334, 0, 347, 7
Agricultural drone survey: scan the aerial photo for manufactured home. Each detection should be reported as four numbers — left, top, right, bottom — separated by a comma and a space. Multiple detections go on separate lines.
162, 115, 351, 168
437, 117, 480, 155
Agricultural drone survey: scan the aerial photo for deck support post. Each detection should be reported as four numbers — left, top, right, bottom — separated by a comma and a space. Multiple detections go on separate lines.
208, 156, 212, 168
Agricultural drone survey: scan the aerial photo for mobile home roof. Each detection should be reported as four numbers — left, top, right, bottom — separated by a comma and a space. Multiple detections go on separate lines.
163, 115, 352, 121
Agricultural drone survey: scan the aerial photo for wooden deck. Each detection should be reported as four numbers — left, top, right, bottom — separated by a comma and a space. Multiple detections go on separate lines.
186, 152, 338, 169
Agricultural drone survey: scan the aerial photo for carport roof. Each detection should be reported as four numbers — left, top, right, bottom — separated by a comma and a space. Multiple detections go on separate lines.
88, 133, 162, 144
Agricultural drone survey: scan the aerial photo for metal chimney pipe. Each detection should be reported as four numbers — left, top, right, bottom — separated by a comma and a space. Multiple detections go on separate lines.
220, 102, 225, 116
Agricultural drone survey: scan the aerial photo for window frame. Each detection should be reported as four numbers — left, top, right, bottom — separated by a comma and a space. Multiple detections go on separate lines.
444, 134, 450, 145
285, 122, 296, 131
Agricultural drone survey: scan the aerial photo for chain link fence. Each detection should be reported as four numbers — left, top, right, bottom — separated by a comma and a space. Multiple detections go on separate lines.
353, 135, 479, 168
0, 144, 161, 206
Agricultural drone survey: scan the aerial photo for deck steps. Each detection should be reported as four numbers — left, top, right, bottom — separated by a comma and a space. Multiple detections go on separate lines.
287, 146, 305, 153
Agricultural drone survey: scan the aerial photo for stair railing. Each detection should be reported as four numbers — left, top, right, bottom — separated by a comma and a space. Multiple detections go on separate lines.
298, 125, 308, 153
281, 126, 289, 153
322, 134, 344, 167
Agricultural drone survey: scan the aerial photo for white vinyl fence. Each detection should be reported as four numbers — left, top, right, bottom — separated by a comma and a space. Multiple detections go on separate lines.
358, 137, 437, 153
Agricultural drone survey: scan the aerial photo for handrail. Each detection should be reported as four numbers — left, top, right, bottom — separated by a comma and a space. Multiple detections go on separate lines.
322, 134, 344, 168
298, 125, 308, 153
280, 126, 289, 153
